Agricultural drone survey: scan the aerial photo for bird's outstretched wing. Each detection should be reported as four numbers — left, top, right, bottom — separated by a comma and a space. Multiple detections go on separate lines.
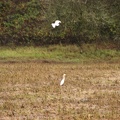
55, 20, 61, 24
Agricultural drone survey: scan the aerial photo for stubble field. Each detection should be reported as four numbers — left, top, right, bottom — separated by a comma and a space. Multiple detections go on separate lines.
0, 61, 120, 120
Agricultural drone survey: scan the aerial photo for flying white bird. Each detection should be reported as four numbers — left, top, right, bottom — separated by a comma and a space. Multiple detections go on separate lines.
60, 74, 66, 86
51, 20, 61, 28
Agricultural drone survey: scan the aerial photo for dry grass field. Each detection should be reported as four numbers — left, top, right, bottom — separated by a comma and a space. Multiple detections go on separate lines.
0, 61, 120, 120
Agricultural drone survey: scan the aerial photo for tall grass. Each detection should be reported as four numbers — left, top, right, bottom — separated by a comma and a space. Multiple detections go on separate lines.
0, 45, 120, 62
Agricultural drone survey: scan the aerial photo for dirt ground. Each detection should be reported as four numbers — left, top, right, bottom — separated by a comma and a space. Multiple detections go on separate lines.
0, 61, 120, 120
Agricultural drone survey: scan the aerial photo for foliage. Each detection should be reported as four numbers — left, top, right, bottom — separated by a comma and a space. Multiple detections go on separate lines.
0, 0, 120, 47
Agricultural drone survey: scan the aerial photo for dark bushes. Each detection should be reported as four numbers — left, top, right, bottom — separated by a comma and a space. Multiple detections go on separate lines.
0, 0, 119, 47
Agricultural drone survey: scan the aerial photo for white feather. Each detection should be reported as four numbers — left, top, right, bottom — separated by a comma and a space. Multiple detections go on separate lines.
51, 23, 56, 28
60, 74, 66, 86
51, 20, 61, 28
55, 20, 61, 24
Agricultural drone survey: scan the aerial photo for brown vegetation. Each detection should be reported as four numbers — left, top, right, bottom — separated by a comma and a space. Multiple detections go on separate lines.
0, 62, 120, 119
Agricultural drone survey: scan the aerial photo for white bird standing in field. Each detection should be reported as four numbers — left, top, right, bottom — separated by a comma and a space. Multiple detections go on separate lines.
60, 74, 66, 86
51, 20, 61, 28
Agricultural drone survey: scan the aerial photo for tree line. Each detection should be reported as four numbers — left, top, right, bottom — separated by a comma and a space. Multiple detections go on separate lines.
0, 0, 120, 48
